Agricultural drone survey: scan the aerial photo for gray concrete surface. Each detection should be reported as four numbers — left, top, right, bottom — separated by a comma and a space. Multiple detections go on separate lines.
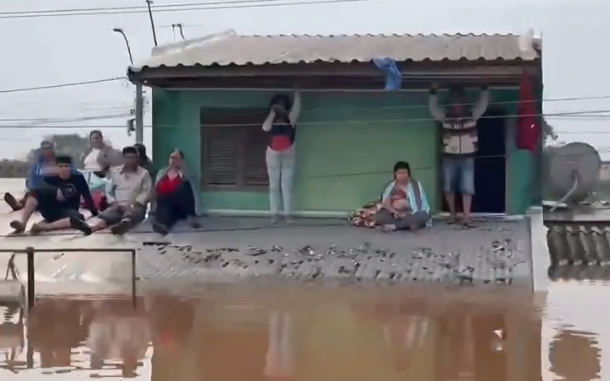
0, 179, 533, 294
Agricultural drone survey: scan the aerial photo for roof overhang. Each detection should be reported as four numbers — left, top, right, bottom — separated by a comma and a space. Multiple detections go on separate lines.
128, 60, 541, 90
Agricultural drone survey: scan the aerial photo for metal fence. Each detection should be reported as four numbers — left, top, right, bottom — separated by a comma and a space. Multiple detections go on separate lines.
1, 247, 138, 309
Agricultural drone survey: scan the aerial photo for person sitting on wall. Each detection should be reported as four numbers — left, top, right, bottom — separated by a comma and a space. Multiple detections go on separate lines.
83, 130, 122, 178
4, 140, 77, 212
428, 83, 489, 226
149, 149, 201, 235
70, 146, 152, 236
374, 161, 431, 232
262, 88, 301, 224
8, 155, 98, 235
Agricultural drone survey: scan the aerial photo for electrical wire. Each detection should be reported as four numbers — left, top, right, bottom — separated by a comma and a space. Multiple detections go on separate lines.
1, 86, 610, 113
0, 0, 382, 19
0, 78, 125, 95
0, 109, 607, 129
0, 0, 297, 15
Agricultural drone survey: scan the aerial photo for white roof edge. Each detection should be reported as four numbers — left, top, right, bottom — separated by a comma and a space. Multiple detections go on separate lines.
129, 29, 237, 72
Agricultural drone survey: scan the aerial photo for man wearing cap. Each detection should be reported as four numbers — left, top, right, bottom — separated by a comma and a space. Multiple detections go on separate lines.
70, 146, 151, 236
9, 155, 98, 234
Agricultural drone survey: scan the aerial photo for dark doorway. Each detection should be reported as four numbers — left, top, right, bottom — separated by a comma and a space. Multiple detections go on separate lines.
441, 109, 507, 213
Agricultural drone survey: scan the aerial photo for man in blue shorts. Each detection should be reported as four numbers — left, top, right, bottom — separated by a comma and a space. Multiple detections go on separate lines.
429, 84, 489, 225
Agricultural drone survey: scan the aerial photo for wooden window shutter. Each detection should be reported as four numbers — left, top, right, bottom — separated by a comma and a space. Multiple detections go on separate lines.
205, 126, 239, 186
244, 127, 269, 186
201, 107, 271, 190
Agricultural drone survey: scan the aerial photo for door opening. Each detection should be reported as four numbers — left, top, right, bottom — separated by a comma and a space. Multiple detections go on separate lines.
441, 109, 507, 214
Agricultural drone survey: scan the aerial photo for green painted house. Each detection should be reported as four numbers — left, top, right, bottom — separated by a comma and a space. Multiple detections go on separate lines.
128, 32, 542, 217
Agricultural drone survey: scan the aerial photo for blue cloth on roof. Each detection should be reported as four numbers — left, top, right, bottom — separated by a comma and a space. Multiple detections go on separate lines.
373, 58, 402, 90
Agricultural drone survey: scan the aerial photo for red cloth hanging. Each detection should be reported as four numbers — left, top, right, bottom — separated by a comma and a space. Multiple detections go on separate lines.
516, 72, 541, 152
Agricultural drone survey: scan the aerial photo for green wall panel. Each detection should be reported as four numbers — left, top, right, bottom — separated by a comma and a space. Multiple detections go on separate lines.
152, 87, 540, 215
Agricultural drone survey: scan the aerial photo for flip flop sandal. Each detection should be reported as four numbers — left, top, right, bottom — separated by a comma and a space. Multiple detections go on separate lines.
4, 194, 20, 211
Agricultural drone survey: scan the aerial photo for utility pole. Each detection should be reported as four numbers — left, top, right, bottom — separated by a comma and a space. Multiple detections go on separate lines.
134, 84, 144, 144
146, 0, 158, 46
113, 28, 144, 144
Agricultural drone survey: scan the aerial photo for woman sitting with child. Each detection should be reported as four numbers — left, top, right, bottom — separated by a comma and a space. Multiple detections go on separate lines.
375, 161, 431, 232
349, 161, 431, 231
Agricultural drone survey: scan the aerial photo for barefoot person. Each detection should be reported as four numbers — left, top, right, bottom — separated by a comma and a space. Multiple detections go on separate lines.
374, 161, 431, 232
9, 155, 98, 235
70, 146, 151, 236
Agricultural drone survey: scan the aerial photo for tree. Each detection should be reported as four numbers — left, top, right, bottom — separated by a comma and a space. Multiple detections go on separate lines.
543, 118, 558, 145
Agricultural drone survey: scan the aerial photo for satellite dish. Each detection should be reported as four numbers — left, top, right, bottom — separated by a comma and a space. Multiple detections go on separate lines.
546, 142, 601, 203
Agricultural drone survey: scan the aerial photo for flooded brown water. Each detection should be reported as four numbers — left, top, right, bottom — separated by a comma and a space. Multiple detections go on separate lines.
0, 282, 605, 381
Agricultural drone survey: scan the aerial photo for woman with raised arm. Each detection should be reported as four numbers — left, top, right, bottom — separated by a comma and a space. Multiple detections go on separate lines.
262, 89, 301, 224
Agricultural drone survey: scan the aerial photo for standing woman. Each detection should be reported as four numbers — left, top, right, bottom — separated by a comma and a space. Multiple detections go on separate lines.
262, 89, 301, 224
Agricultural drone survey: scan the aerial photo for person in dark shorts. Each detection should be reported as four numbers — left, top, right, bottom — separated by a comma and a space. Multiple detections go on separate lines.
9, 155, 98, 235
70, 146, 151, 236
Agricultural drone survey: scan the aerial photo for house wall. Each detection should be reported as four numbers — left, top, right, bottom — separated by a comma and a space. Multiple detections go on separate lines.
152, 88, 539, 215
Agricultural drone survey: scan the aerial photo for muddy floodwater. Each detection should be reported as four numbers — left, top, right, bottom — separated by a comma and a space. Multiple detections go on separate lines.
0, 179, 605, 380
0, 282, 604, 381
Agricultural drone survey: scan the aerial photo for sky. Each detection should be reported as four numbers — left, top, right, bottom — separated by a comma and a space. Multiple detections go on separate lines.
0, 0, 609, 159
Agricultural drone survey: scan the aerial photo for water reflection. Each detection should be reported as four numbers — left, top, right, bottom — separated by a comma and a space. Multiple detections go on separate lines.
549, 327, 600, 381
0, 289, 546, 381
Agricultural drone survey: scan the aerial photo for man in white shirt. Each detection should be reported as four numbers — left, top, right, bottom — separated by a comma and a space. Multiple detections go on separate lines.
70, 146, 152, 236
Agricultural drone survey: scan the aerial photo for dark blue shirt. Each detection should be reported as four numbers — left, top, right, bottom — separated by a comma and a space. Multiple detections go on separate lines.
41, 174, 98, 215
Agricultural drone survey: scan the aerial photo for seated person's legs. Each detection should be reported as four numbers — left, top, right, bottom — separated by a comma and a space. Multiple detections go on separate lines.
151, 195, 177, 235
70, 205, 124, 235
9, 191, 43, 232
110, 203, 146, 235
152, 181, 199, 234
375, 198, 429, 232
30, 208, 85, 235
374, 208, 399, 227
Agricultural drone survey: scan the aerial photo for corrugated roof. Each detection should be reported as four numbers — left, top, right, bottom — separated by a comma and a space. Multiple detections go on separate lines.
131, 31, 540, 71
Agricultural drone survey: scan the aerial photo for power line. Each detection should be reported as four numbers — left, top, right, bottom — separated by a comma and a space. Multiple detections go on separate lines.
0, 0, 381, 19
0, 78, 124, 95
2, 89, 610, 114
2, 109, 610, 129
0, 0, 286, 15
